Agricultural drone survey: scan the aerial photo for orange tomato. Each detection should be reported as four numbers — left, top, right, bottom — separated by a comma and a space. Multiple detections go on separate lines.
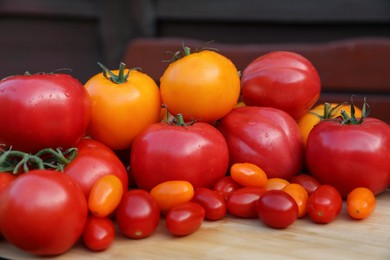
160, 49, 240, 122
283, 183, 309, 218
346, 187, 376, 220
298, 102, 362, 145
88, 175, 124, 217
150, 180, 194, 213
230, 162, 267, 188
265, 178, 290, 191
84, 62, 161, 150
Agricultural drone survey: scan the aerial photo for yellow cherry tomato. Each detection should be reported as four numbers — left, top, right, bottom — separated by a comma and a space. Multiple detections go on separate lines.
230, 162, 267, 188
283, 183, 309, 218
88, 174, 124, 218
160, 48, 240, 123
84, 62, 161, 150
265, 178, 290, 191
347, 187, 376, 220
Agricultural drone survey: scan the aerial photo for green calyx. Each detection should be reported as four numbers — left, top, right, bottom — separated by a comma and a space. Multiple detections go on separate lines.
98, 62, 140, 84
340, 96, 370, 125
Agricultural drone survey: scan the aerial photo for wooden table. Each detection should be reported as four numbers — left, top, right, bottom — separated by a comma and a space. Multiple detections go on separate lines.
1, 190, 390, 259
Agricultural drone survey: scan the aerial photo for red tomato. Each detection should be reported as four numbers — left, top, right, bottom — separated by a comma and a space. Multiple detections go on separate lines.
0, 73, 90, 153
256, 190, 299, 228
0, 172, 17, 195
192, 187, 227, 221
82, 216, 115, 252
307, 185, 342, 224
131, 115, 229, 191
306, 114, 390, 197
166, 202, 205, 236
226, 187, 266, 218
115, 189, 160, 239
0, 170, 88, 256
217, 106, 304, 180
240, 51, 321, 120
290, 174, 320, 195
64, 139, 128, 198
213, 176, 242, 201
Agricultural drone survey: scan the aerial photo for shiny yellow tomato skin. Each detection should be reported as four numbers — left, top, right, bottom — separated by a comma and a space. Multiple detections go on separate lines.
160, 50, 240, 122
84, 69, 161, 150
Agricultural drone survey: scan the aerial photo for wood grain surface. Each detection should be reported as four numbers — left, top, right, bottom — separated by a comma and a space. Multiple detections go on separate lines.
1, 190, 389, 260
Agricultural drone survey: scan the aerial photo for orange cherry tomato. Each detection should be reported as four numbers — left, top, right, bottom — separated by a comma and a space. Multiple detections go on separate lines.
230, 162, 267, 188
160, 48, 240, 122
88, 175, 124, 217
346, 187, 376, 220
150, 180, 194, 213
265, 178, 290, 191
283, 183, 309, 218
298, 102, 362, 145
84, 62, 161, 150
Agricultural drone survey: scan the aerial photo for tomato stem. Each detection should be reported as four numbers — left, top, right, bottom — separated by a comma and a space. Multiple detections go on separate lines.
97, 62, 140, 84
340, 96, 370, 125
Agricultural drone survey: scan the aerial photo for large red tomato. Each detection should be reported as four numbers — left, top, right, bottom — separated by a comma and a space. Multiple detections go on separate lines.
130, 116, 229, 191
0, 170, 88, 256
217, 106, 304, 180
240, 51, 321, 120
306, 115, 390, 198
0, 73, 90, 153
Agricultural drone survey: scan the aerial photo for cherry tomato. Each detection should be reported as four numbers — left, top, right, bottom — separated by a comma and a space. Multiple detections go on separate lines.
0, 170, 88, 256
166, 202, 205, 236
150, 180, 194, 213
0, 73, 90, 153
241, 51, 321, 120
116, 189, 160, 239
192, 187, 226, 221
88, 175, 124, 217
347, 187, 376, 220
282, 183, 309, 218
160, 48, 240, 122
265, 178, 290, 191
226, 187, 266, 218
82, 216, 115, 252
307, 185, 342, 224
213, 176, 242, 201
257, 189, 299, 229
0, 172, 17, 195
290, 174, 320, 195
84, 62, 161, 150
230, 162, 267, 188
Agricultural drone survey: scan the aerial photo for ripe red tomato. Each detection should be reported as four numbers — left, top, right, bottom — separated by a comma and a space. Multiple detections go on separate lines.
192, 187, 227, 221
257, 190, 299, 228
0, 73, 90, 153
306, 114, 390, 197
213, 176, 242, 201
115, 189, 160, 239
166, 202, 205, 236
290, 174, 320, 195
82, 216, 115, 252
0, 172, 17, 195
131, 116, 229, 191
240, 51, 321, 120
226, 187, 266, 218
217, 106, 304, 180
0, 170, 88, 255
307, 185, 342, 224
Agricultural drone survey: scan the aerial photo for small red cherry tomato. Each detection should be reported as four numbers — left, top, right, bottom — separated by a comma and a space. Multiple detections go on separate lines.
166, 202, 205, 236
192, 187, 226, 221
257, 189, 299, 229
230, 162, 268, 188
290, 174, 320, 195
307, 185, 342, 224
213, 176, 242, 201
226, 187, 266, 218
82, 216, 115, 252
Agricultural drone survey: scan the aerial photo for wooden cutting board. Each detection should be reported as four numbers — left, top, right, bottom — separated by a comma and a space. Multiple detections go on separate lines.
1, 190, 390, 259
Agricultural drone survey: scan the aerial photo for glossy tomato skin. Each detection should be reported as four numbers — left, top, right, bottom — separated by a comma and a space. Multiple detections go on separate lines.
82, 216, 115, 252
166, 202, 205, 236
226, 187, 266, 218
257, 190, 299, 228
0, 170, 88, 256
131, 121, 229, 191
241, 51, 321, 120
290, 174, 320, 195
192, 187, 227, 220
115, 189, 160, 239
217, 106, 304, 180
307, 185, 342, 224
306, 117, 390, 197
0, 73, 90, 153
64, 139, 128, 198
213, 176, 242, 201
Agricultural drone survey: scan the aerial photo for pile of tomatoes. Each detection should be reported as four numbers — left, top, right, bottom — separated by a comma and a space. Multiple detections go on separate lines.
0, 46, 389, 256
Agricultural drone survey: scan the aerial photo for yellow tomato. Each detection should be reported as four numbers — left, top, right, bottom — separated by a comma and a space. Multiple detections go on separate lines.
298, 102, 362, 145
160, 49, 240, 122
84, 63, 161, 150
